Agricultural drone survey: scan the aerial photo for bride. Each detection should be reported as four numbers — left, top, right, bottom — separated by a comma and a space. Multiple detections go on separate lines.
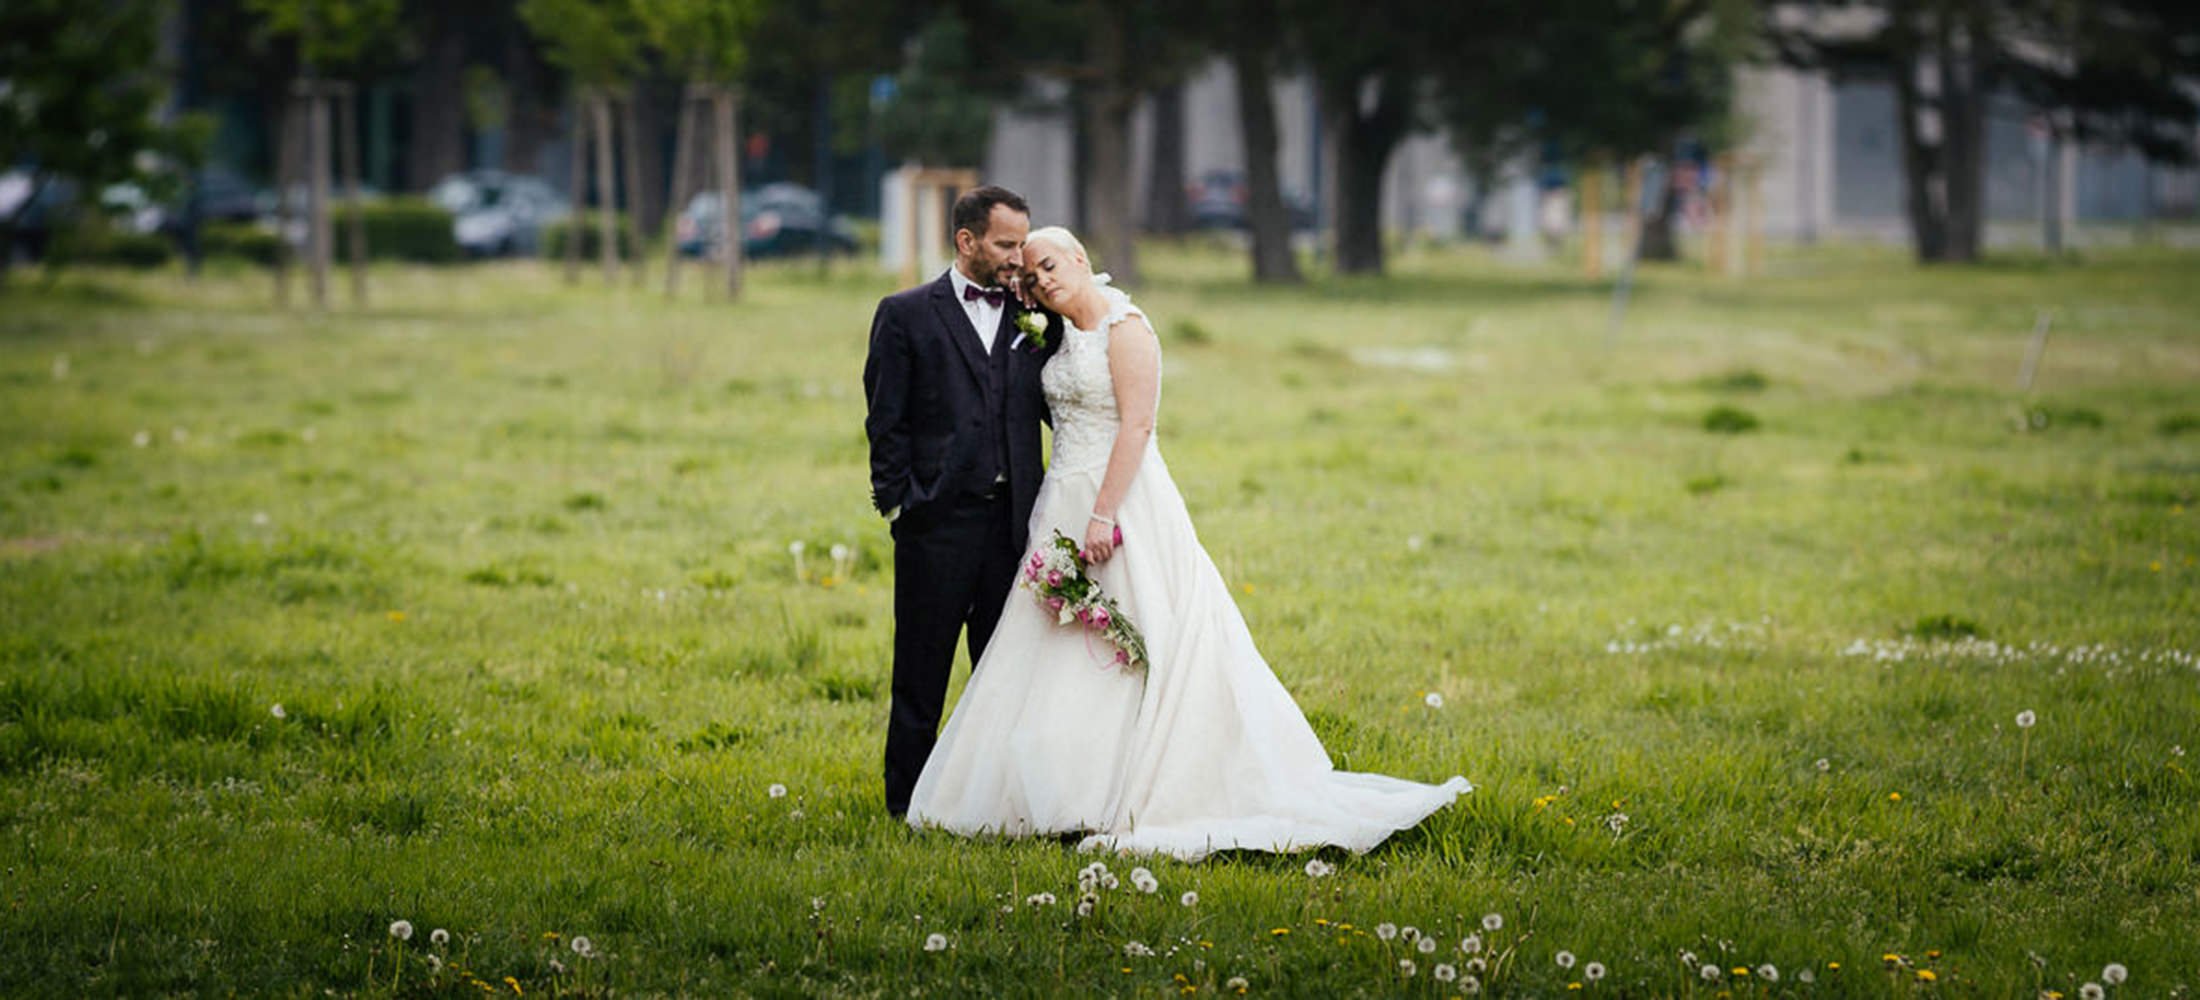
906, 226, 1470, 861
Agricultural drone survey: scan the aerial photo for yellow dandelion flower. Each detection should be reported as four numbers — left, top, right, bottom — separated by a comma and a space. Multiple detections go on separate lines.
1883, 954, 1902, 965
1315, 918, 1330, 927
1181, 988, 1197, 996
1271, 927, 1291, 936
387, 610, 407, 623
1916, 969, 1938, 983
1563, 817, 1575, 826
1337, 923, 1354, 931
504, 976, 524, 995
542, 932, 561, 940
1927, 950, 1941, 959
1888, 792, 1903, 802
1176, 975, 1190, 984
1734, 967, 1750, 976
1200, 941, 1214, 949
1121, 967, 1133, 974
1568, 984, 1583, 991
2150, 561, 2163, 572
1828, 962, 1841, 970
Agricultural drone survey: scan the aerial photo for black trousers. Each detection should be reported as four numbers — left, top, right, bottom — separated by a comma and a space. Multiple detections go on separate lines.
884, 489, 1018, 817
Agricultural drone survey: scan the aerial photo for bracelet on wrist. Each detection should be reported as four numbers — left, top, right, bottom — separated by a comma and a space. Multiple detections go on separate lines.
1089, 514, 1116, 527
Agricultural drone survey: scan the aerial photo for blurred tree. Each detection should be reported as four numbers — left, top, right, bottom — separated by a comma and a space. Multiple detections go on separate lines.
1178, 0, 1301, 282
248, 0, 402, 304
874, 14, 1000, 168
1767, 0, 2199, 263
520, 0, 643, 281
967, 0, 1204, 286
0, 0, 210, 286
1284, 0, 1443, 276
635, 0, 764, 297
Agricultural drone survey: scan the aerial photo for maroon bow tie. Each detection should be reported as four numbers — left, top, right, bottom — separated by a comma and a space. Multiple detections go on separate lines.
963, 284, 1006, 307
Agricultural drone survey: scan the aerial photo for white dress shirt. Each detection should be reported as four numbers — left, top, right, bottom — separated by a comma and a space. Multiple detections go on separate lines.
948, 265, 1005, 353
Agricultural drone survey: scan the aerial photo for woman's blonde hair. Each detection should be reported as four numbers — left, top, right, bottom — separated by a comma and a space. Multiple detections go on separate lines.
1024, 225, 1090, 265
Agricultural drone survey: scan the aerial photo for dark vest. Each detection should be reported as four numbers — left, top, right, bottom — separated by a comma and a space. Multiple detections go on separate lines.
967, 317, 1013, 494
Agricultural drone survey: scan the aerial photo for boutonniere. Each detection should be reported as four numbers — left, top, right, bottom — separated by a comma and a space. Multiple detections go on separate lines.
1013, 309, 1049, 349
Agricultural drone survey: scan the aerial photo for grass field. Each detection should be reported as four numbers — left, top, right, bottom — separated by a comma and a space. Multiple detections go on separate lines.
2, 243, 2196, 997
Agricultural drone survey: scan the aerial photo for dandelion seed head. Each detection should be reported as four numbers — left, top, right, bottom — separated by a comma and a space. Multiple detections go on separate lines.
571, 936, 593, 957
389, 920, 414, 941
1460, 934, 1483, 954
1225, 976, 1249, 991
1398, 959, 1416, 977
2102, 964, 2127, 985
1180, 891, 1198, 907
1758, 963, 1778, 982
1585, 962, 1606, 982
2082, 984, 2104, 1000
2017, 709, 2037, 728
1702, 964, 1723, 981
1375, 923, 1398, 941
1481, 912, 1503, 932
923, 933, 948, 952
1557, 950, 1576, 969
1425, 692, 1444, 708
270, 703, 287, 719
1815, 758, 1831, 772
767, 783, 787, 798
1434, 963, 1458, 982
1417, 936, 1436, 954
429, 928, 449, 947
1304, 859, 1333, 878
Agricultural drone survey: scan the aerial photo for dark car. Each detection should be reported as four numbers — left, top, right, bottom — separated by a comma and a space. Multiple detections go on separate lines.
677, 182, 859, 260
1187, 169, 1316, 232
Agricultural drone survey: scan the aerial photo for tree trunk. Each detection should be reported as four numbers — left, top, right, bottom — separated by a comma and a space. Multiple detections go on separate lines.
1144, 83, 1189, 236
406, 30, 468, 190
1892, 15, 1950, 263
1079, 11, 1139, 284
1230, 43, 1301, 284
619, 95, 647, 287
307, 83, 332, 310
664, 87, 700, 299
714, 87, 742, 299
564, 95, 585, 284
1939, 8, 1986, 262
1322, 71, 1411, 276
592, 94, 619, 282
274, 94, 299, 306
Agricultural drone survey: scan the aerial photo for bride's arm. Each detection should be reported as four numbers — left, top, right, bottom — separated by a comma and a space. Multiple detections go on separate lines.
1085, 316, 1160, 562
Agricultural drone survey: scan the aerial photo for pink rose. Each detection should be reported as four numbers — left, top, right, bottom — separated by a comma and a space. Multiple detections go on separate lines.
1046, 570, 1063, 587
1046, 596, 1065, 611
1090, 608, 1110, 629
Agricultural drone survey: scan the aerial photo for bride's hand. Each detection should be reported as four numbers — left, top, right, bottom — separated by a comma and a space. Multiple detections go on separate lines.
1083, 517, 1120, 563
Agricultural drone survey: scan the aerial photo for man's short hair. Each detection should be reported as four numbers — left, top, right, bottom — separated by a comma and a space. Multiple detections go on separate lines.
952, 185, 1030, 239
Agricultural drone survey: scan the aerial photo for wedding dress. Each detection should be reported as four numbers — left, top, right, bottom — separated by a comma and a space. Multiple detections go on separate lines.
905, 282, 1470, 861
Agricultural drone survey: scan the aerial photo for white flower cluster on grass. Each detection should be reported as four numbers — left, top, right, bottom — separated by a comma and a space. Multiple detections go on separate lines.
1840, 636, 2198, 672
1605, 619, 1772, 655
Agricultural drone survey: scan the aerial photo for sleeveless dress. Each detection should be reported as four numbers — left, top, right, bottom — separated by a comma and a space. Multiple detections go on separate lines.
905, 283, 1471, 861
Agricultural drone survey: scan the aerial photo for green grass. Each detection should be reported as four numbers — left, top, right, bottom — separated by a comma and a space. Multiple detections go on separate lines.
1, 243, 2196, 997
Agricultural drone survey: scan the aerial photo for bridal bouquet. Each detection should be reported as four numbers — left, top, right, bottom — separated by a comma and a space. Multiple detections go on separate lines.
1022, 530, 1148, 673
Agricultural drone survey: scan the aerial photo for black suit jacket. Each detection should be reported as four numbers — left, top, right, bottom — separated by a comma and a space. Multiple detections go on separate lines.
863, 273, 1059, 545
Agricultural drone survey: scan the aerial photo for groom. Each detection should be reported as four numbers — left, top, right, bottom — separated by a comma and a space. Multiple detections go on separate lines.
863, 185, 1057, 818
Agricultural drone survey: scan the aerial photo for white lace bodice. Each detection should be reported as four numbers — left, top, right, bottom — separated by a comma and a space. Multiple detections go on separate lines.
1041, 284, 1160, 478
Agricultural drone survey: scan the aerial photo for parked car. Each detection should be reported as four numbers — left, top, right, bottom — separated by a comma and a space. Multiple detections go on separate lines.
676, 182, 859, 260
1187, 169, 1317, 232
429, 170, 569, 257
